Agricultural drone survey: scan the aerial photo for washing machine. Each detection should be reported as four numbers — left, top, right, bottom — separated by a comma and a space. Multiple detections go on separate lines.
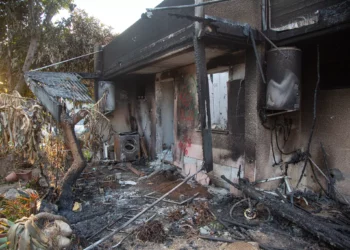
114, 132, 140, 161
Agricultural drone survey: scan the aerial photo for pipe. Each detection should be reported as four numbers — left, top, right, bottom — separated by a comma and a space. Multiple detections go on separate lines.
262, 0, 267, 31
249, 29, 266, 84
31, 51, 102, 72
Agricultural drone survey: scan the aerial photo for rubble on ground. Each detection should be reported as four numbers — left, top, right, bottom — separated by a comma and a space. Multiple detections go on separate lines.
1, 159, 350, 250
136, 220, 167, 243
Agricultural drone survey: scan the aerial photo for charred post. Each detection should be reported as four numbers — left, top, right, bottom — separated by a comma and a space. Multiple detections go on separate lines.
193, 0, 213, 172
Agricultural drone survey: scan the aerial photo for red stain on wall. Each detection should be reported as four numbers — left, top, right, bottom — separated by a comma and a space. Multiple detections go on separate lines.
178, 77, 197, 123
178, 136, 192, 155
178, 92, 195, 122
177, 77, 197, 157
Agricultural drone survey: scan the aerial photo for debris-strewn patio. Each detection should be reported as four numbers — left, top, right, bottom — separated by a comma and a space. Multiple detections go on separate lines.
43, 160, 347, 250
1, 154, 350, 249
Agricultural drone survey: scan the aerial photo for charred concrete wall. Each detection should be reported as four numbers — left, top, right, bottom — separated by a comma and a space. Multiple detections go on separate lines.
203, 0, 266, 190
252, 32, 350, 202
100, 0, 350, 198
269, 0, 344, 29
165, 56, 247, 189
204, 0, 262, 29
299, 40, 350, 200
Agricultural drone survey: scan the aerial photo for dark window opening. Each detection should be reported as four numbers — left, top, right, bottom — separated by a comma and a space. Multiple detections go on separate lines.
137, 84, 146, 99
319, 33, 350, 90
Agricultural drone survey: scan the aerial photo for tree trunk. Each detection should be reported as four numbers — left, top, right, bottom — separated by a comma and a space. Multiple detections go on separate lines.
6, 29, 13, 90
15, 36, 39, 95
6, 56, 13, 89
57, 110, 88, 210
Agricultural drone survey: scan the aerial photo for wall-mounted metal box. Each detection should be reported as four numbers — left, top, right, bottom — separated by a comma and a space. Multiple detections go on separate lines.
266, 47, 302, 111
98, 81, 115, 112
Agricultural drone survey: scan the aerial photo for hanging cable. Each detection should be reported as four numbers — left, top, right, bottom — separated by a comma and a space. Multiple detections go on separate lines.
274, 123, 297, 155
270, 124, 281, 166
296, 44, 321, 189
146, 0, 229, 11
31, 50, 102, 72
249, 29, 266, 84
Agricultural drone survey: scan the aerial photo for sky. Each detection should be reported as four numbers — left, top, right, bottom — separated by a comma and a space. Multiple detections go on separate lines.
56, 0, 163, 34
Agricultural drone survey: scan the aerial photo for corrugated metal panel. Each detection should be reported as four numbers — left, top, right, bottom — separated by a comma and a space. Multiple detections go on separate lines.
25, 72, 93, 103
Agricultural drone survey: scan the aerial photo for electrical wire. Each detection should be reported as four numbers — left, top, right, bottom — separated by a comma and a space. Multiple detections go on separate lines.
270, 124, 281, 166
146, 0, 229, 11
259, 108, 274, 130
31, 50, 102, 72
274, 123, 297, 155
296, 44, 321, 189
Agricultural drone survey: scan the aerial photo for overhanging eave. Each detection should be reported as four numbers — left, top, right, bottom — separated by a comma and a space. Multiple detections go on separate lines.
102, 20, 258, 79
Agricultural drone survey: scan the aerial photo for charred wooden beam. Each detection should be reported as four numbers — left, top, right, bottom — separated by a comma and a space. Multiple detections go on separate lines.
194, 0, 213, 172
268, 1, 350, 45
168, 13, 254, 39
207, 53, 245, 70
221, 175, 350, 249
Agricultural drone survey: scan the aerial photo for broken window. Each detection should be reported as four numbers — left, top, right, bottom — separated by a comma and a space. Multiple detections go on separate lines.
208, 71, 228, 130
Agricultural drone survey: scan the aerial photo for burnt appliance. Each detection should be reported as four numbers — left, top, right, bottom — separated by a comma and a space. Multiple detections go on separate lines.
266, 47, 302, 111
98, 81, 115, 113
114, 132, 140, 161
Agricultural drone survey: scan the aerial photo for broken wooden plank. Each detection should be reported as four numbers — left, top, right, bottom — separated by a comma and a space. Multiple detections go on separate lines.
221, 175, 350, 249
140, 136, 148, 159
114, 166, 128, 171
126, 163, 145, 177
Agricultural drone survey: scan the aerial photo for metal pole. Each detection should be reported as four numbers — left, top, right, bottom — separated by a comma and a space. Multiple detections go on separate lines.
261, 0, 267, 31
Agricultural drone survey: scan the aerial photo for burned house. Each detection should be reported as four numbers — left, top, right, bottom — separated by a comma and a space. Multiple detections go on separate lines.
92, 0, 350, 200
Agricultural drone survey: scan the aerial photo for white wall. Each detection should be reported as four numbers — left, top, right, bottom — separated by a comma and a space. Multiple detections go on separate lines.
161, 81, 175, 149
